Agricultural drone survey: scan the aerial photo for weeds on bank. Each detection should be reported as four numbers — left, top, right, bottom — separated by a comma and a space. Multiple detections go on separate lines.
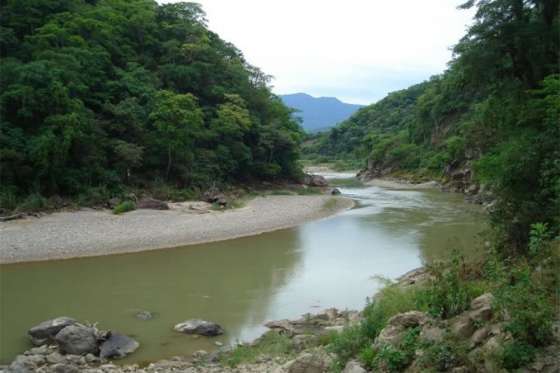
112, 200, 136, 214
221, 332, 294, 367
327, 225, 558, 372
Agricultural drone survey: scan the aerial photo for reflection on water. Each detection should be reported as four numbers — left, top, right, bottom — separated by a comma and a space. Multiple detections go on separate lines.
0, 174, 485, 364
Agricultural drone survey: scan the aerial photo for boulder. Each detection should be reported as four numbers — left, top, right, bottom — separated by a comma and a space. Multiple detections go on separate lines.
136, 197, 169, 210
451, 314, 475, 339
54, 325, 98, 355
375, 311, 429, 347
343, 360, 367, 373
28, 317, 77, 346
284, 349, 332, 373
99, 333, 139, 359
303, 174, 328, 187
420, 324, 444, 343
173, 320, 224, 336
51, 363, 80, 373
330, 188, 341, 195
468, 293, 494, 322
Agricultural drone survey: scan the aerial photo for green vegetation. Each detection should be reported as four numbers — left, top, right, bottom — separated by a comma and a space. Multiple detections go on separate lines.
0, 0, 303, 211
304, 0, 560, 253
327, 241, 558, 371
221, 332, 294, 367
112, 200, 135, 215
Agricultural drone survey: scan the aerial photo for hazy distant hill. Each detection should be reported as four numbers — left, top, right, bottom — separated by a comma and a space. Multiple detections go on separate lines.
280, 93, 364, 132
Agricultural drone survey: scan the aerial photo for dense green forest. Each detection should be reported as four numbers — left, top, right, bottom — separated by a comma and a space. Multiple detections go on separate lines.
305, 0, 559, 250
0, 0, 303, 210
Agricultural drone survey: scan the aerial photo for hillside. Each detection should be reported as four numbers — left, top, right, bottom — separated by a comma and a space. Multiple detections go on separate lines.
0, 0, 303, 211
280, 93, 363, 132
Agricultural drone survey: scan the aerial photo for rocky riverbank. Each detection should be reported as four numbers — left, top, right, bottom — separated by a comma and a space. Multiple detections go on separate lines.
5, 267, 558, 373
0, 194, 353, 264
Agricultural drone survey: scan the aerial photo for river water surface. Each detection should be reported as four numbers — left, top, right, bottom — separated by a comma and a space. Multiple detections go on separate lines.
0, 173, 485, 365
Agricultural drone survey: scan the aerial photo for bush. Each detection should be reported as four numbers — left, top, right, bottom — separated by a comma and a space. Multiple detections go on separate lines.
112, 201, 136, 214
368, 327, 420, 372
17, 193, 47, 212
501, 341, 537, 370
421, 254, 482, 318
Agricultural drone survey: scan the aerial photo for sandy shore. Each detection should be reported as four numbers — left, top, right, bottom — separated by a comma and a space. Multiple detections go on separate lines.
0, 195, 353, 264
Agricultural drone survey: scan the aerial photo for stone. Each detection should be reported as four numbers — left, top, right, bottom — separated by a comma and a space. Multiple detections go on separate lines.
302, 174, 328, 187
451, 314, 475, 339
396, 267, 432, 287
191, 350, 208, 361
54, 325, 98, 355
285, 349, 332, 373
343, 360, 367, 373
376, 311, 430, 347
28, 317, 77, 346
7, 354, 46, 373
470, 326, 490, 348
99, 333, 139, 359
330, 188, 341, 195
292, 335, 317, 352
136, 198, 169, 210
46, 352, 65, 364
135, 310, 153, 320
173, 320, 224, 336
51, 363, 79, 373
420, 324, 444, 343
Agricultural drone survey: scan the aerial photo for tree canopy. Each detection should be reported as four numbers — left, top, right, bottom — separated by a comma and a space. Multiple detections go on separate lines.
0, 0, 303, 204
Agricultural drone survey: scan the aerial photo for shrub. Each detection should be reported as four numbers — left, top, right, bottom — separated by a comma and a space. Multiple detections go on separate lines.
113, 200, 136, 214
421, 254, 482, 318
17, 193, 47, 212
501, 341, 537, 370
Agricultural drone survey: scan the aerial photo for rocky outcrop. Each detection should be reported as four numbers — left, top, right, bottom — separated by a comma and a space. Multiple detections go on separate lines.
302, 174, 328, 187
54, 325, 98, 355
99, 333, 140, 359
174, 319, 225, 336
28, 317, 77, 346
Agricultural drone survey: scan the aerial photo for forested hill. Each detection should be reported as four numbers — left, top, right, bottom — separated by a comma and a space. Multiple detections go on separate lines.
0, 0, 303, 209
305, 0, 559, 249
280, 93, 363, 133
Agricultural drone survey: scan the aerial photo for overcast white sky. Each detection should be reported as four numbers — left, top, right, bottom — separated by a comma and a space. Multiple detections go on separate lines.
160, 1, 475, 105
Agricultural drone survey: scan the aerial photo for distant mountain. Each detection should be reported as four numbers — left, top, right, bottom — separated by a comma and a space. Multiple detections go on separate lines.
280, 93, 364, 133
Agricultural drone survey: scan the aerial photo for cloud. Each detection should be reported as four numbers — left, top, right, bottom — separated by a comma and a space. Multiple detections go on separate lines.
159, 0, 474, 105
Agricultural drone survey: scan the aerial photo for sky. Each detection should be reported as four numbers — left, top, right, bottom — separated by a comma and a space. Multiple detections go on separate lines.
160, 1, 475, 105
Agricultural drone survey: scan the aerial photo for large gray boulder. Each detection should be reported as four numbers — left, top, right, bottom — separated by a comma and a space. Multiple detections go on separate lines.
54, 325, 98, 355
99, 332, 139, 359
137, 197, 169, 210
303, 174, 328, 187
28, 317, 77, 346
174, 319, 224, 336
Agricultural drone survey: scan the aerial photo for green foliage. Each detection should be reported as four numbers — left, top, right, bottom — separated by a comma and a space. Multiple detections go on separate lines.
417, 337, 469, 372
221, 332, 293, 367
367, 327, 420, 372
500, 341, 537, 370
112, 201, 136, 215
421, 255, 482, 318
0, 0, 303, 207
303, 0, 560, 249
16, 193, 47, 212
494, 263, 554, 347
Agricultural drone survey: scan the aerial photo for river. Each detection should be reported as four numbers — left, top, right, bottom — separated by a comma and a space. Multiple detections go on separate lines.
0, 173, 485, 365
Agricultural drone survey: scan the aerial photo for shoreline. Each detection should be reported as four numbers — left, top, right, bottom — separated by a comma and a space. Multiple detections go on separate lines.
0, 195, 354, 264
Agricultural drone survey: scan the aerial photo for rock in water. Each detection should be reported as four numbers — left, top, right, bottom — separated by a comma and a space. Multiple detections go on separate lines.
99, 333, 139, 359
28, 317, 77, 346
54, 325, 98, 355
174, 320, 224, 336
135, 310, 153, 320
331, 188, 341, 195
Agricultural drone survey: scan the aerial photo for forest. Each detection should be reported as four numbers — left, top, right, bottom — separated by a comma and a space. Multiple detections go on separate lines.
305, 0, 559, 251
0, 0, 303, 210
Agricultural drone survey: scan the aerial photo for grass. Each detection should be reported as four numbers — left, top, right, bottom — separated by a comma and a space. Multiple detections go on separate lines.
221, 332, 294, 367
112, 200, 136, 214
